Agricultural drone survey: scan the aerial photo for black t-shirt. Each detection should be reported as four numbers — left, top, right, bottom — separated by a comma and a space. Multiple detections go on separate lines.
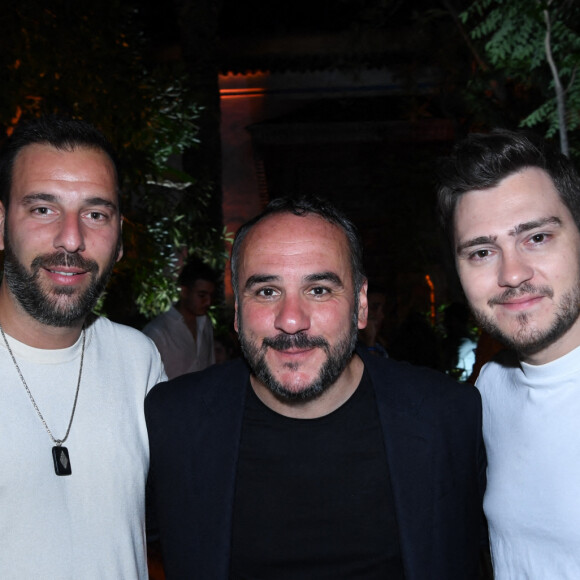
230, 368, 405, 579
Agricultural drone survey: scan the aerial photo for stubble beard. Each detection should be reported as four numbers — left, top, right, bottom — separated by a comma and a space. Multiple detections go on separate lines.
238, 308, 360, 403
472, 281, 580, 357
2, 226, 120, 328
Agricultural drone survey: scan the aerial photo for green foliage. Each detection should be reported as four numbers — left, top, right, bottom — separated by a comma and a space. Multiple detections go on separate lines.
462, 0, 580, 153
0, 0, 228, 324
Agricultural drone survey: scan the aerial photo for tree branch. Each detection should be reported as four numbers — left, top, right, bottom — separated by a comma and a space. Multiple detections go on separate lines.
540, 1, 569, 155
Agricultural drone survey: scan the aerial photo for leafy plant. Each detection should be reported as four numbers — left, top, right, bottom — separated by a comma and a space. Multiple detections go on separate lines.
461, 0, 580, 155
0, 0, 228, 324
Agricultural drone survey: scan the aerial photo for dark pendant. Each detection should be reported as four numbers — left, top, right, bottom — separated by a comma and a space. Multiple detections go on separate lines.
52, 446, 72, 476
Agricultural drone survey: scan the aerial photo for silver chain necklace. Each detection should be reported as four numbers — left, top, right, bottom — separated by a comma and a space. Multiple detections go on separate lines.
0, 323, 85, 476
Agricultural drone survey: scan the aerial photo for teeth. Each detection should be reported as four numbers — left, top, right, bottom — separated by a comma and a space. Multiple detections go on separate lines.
52, 271, 76, 276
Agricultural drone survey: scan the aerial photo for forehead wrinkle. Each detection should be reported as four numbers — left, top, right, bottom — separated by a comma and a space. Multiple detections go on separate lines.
263, 237, 319, 254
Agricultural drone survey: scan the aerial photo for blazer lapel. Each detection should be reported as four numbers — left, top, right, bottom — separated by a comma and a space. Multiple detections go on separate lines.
364, 353, 434, 580
189, 360, 249, 578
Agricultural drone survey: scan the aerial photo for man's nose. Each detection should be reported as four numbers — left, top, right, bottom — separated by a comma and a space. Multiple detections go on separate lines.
274, 295, 311, 335
53, 213, 85, 254
498, 250, 533, 288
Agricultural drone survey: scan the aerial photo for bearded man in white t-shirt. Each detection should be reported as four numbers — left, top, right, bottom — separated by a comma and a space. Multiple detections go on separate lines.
438, 128, 580, 579
0, 115, 165, 579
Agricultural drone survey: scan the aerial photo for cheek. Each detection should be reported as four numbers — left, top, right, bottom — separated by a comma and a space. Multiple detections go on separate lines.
552, 265, 580, 296
7, 228, 36, 255
239, 304, 273, 336
458, 268, 490, 305
314, 304, 351, 332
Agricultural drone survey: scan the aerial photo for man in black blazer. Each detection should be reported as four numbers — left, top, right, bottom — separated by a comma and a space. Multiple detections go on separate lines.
146, 196, 485, 579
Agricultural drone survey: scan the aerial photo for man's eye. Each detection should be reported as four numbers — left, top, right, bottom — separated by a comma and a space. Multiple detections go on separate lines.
32, 207, 53, 215
469, 249, 490, 260
257, 288, 277, 297
309, 286, 329, 296
87, 211, 107, 221
530, 233, 547, 243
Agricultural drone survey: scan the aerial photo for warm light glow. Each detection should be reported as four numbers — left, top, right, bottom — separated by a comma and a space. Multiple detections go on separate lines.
425, 274, 436, 326
7, 106, 22, 136
219, 87, 267, 99
219, 71, 270, 99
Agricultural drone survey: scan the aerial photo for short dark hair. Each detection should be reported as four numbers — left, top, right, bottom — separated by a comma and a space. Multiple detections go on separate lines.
178, 256, 218, 289
230, 195, 366, 300
437, 128, 580, 244
0, 115, 121, 211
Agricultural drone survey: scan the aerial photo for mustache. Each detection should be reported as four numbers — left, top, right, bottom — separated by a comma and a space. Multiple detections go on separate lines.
488, 282, 554, 307
31, 252, 99, 274
263, 332, 330, 351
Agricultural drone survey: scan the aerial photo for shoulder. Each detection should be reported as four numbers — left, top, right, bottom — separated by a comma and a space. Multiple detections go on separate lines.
86, 317, 163, 374
476, 349, 519, 394
359, 347, 481, 412
88, 316, 157, 349
146, 357, 249, 410
84, 317, 166, 388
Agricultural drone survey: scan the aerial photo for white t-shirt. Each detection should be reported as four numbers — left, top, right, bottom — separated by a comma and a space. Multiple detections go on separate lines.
477, 346, 580, 579
0, 317, 166, 580
143, 305, 215, 379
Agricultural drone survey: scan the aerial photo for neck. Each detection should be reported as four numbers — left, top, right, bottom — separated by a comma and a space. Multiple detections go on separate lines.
0, 283, 84, 349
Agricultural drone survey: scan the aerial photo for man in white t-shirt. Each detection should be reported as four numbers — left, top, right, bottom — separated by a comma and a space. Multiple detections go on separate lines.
0, 115, 165, 579
143, 257, 217, 378
438, 128, 580, 579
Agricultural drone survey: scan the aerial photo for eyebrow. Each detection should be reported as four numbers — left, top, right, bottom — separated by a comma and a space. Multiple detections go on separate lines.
303, 271, 343, 286
244, 274, 280, 291
456, 216, 563, 255
21, 193, 58, 206
510, 216, 562, 235
21, 193, 118, 212
456, 235, 497, 255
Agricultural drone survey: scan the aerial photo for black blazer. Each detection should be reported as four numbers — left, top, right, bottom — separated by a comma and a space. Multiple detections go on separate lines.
145, 348, 486, 579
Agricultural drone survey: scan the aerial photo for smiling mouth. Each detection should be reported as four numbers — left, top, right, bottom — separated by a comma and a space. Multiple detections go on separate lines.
488, 283, 554, 308
49, 270, 82, 276
273, 347, 314, 355
500, 295, 542, 305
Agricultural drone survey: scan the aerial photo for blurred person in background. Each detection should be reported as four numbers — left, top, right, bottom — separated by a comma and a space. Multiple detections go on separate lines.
143, 256, 217, 379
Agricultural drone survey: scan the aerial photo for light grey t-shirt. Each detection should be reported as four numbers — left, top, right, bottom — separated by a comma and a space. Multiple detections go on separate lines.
477, 347, 580, 579
0, 317, 166, 579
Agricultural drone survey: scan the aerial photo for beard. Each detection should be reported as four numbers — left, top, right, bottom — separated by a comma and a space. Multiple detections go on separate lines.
238, 312, 359, 403
472, 281, 580, 357
3, 227, 120, 328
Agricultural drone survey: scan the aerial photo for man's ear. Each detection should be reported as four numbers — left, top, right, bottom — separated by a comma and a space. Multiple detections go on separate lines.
0, 202, 5, 252
357, 279, 368, 330
115, 216, 124, 262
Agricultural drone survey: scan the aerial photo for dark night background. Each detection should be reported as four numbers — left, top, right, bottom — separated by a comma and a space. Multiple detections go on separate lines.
0, 0, 555, 357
